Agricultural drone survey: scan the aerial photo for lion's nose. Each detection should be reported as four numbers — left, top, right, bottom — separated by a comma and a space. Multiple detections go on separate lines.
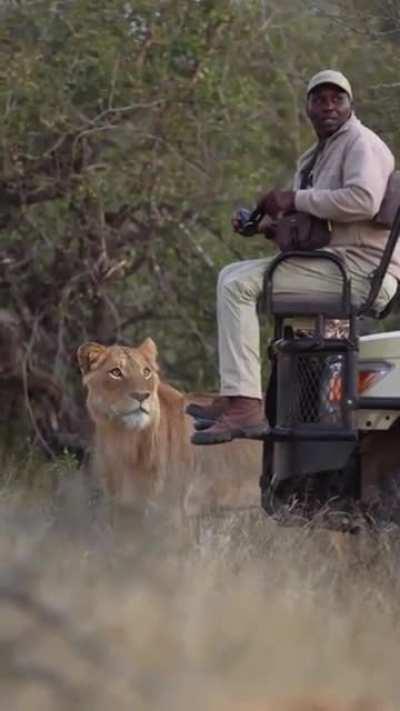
131, 391, 150, 403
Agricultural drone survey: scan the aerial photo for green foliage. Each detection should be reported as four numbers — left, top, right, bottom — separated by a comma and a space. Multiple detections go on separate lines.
1, 0, 400, 433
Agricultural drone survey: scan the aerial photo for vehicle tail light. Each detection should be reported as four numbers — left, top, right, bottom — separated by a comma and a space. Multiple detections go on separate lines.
358, 367, 391, 394
321, 358, 392, 419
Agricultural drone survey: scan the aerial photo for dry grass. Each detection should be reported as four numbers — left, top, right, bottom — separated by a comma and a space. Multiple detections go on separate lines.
0, 452, 399, 710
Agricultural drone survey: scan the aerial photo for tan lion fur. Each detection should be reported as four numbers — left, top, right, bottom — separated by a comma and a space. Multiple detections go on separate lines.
77, 337, 262, 517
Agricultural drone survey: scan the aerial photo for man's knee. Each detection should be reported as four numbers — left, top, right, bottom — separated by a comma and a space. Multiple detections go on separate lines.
218, 272, 255, 303
218, 261, 242, 290
218, 259, 269, 305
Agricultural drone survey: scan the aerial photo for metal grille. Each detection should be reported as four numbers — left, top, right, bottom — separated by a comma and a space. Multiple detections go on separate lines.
277, 352, 345, 427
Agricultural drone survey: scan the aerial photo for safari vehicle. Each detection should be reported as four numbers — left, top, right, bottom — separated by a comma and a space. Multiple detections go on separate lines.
257, 206, 400, 533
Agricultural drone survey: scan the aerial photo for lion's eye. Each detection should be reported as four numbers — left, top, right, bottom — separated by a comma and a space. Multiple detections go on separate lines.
109, 367, 123, 379
142, 366, 152, 379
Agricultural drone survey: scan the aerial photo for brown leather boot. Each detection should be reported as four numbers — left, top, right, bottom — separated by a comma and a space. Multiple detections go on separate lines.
186, 396, 229, 422
191, 397, 269, 445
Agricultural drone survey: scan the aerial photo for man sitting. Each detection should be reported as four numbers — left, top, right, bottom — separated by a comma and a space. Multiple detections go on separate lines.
188, 69, 399, 446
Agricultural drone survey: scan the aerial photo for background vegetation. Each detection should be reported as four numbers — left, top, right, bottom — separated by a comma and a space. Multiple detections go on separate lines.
2, 5, 400, 708
2, 0, 400, 454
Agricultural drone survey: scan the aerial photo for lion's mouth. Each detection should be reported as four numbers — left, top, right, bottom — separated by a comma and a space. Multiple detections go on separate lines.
109, 401, 152, 424
121, 407, 149, 416
118, 405, 150, 417
115, 406, 152, 431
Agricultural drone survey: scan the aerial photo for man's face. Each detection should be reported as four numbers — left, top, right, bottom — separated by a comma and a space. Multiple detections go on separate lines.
306, 83, 352, 138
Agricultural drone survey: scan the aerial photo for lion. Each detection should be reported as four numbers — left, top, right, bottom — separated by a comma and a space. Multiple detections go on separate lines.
77, 337, 262, 519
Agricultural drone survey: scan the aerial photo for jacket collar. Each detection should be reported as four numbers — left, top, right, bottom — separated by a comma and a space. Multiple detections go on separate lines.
324, 112, 359, 146
299, 113, 359, 166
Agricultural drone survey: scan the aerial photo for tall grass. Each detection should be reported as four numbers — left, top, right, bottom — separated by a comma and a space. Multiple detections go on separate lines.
0, 451, 398, 711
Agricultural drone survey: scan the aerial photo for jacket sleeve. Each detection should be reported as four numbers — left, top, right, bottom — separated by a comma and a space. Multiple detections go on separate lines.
294, 134, 394, 223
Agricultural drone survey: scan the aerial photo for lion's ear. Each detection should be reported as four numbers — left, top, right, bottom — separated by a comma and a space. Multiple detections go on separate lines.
77, 342, 107, 374
138, 337, 158, 367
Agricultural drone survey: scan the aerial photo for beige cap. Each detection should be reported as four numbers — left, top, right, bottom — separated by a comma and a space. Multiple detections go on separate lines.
307, 69, 353, 99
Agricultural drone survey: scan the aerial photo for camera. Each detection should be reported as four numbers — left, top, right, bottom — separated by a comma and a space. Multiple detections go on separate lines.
235, 206, 263, 237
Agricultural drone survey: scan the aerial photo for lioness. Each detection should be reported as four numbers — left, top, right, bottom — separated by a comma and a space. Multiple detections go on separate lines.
77, 338, 262, 518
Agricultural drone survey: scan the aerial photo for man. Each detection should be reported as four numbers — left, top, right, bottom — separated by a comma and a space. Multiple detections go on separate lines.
189, 69, 399, 446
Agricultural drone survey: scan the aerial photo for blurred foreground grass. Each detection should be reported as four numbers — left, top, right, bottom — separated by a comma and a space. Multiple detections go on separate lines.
0, 449, 399, 711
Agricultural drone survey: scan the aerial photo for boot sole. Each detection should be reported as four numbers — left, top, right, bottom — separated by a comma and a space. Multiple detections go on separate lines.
191, 423, 269, 446
238, 424, 270, 441
194, 418, 215, 431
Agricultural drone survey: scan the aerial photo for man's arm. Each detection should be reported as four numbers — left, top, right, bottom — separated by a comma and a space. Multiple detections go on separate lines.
295, 135, 394, 223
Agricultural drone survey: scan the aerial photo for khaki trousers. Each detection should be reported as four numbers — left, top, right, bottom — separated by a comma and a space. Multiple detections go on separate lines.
217, 248, 397, 398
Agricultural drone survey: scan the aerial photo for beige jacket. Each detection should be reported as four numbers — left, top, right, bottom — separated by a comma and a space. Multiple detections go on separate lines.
294, 114, 400, 279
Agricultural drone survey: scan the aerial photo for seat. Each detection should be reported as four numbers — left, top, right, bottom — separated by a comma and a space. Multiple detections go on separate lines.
263, 249, 353, 321
262, 205, 400, 325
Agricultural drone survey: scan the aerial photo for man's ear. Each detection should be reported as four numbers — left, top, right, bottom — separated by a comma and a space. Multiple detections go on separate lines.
137, 337, 158, 368
77, 342, 107, 375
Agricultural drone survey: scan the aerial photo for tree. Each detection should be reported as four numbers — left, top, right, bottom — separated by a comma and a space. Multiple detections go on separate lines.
0, 0, 399, 455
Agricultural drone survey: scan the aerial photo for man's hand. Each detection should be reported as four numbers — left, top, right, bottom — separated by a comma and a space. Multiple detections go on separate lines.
257, 213, 277, 239
257, 189, 296, 218
231, 210, 242, 233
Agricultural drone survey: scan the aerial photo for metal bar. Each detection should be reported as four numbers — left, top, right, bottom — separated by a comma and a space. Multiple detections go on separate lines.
268, 426, 358, 442
343, 348, 358, 428
357, 396, 400, 410
276, 338, 357, 354
359, 205, 400, 315
263, 249, 353, 317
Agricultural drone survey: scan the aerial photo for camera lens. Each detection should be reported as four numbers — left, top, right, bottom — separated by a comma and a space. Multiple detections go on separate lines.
238, 208, 251, 226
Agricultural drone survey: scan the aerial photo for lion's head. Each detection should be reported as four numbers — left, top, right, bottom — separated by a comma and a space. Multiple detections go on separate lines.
77, 338, 160, 431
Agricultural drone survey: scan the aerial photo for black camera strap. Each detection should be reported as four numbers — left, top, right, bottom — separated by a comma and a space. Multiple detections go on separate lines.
299, 139, 326, 189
